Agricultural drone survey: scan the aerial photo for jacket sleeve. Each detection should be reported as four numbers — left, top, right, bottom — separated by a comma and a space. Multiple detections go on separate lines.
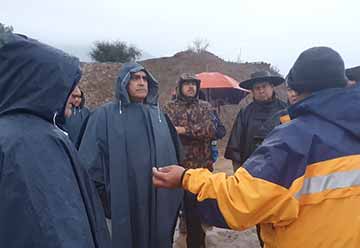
162, 103, 171, 116
162, 103, 176, 123
182, 136, 301, 230
224, 110, 244, 163
164, 113, 184, 164
78, 107, 111, 217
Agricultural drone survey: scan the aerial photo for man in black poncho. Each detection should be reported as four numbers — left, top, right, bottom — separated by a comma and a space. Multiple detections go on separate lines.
225, 71, 287, 171
0, 33, 110, 247
224, 70, 287, 247
79, 62, 183, 248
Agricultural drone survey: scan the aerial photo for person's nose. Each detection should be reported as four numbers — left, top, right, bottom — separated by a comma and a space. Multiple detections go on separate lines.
138, 78, 146, 86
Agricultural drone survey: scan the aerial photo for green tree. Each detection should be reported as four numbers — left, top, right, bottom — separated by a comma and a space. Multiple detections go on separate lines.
89, 40, 142, 63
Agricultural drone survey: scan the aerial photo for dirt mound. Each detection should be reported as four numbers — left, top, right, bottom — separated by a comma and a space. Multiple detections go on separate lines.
80, 51, 276, 106
79, 62, 121, 107
79, 50, 287, 150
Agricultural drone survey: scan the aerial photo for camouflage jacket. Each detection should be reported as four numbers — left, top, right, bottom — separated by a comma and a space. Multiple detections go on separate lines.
163, 98, 216, 170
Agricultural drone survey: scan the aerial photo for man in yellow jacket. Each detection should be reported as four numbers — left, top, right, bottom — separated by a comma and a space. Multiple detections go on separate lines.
153, 47, 360, 247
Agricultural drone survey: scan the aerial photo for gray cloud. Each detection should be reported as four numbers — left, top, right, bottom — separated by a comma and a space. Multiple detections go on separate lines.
3, 0, 359, 74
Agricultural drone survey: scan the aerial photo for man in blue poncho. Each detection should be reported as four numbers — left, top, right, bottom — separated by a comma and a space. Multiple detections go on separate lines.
0, 32, 110, 248
79, 63, 183, 248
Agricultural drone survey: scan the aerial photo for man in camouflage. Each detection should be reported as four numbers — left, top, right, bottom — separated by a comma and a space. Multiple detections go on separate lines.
163, 73, 217, 248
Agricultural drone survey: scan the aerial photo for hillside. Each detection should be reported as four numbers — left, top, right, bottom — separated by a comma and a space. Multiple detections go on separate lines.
79, 50, 283, 106
79, 50, 287, 149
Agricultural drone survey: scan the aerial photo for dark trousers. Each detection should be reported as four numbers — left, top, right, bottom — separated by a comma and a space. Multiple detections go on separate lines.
184, 191, 206, 248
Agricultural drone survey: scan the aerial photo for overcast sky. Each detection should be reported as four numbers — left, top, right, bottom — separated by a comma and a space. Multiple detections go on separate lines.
2, 0, 359, 74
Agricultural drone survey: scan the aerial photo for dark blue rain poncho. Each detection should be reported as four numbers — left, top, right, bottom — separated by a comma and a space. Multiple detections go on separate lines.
79, 63, 183, 248
0, 33, 110, 248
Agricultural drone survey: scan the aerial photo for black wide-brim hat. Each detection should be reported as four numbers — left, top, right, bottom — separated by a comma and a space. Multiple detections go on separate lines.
240, 71, 285, 90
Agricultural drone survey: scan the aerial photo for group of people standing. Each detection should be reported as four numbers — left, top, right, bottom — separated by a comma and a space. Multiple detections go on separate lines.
0, 31, 226, 248
154, 47, 360, 248
1, 29, 360, 248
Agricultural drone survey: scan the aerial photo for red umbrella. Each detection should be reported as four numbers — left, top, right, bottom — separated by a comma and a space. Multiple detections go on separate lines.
196, 72, 249, 92
195, 72, 249, 105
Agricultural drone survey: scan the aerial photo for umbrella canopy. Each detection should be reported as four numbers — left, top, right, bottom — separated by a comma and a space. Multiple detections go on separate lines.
196, 72, 249, 92
195, 72, 249, 105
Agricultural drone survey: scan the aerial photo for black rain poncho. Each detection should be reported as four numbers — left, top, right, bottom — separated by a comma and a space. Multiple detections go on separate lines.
225, 97, 287, 167
79, 63, 183, 248
0, 33, 110, 248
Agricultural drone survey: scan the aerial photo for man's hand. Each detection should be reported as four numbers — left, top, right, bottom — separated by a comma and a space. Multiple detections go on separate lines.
175, 126, 186, 134
152, 165, 185, 188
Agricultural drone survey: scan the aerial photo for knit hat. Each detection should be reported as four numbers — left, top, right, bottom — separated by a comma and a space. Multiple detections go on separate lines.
286, 47, 347, 93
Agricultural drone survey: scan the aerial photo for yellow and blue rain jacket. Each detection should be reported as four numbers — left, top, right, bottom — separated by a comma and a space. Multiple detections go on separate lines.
183, 87, 360, 247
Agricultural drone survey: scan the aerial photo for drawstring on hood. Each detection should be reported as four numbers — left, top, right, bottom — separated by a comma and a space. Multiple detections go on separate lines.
53, 112, 68, 136
72, 106, 82, 116
157, 102, 162, 123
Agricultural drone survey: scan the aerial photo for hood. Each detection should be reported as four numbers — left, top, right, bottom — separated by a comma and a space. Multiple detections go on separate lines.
0, 33, 81, 124
176, 79, 201, 103
115, 62, 159, 105
288, 86, 360, 139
